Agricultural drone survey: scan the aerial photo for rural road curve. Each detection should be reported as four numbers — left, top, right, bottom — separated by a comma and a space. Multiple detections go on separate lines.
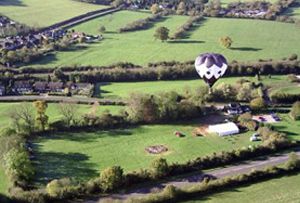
84, 150, 300, 203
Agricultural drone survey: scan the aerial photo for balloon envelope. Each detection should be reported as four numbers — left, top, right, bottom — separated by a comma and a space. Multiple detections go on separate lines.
195, 53, 228, 87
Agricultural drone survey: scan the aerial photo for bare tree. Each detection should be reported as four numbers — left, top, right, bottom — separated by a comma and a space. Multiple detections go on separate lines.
58, 102, 78, 127
7, 103, 35, 134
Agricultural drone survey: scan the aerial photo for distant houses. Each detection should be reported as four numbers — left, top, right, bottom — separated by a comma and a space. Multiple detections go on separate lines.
1, 81, 94, 96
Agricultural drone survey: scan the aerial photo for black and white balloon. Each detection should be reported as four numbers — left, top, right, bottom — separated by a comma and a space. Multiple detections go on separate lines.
195, 53, 228, 87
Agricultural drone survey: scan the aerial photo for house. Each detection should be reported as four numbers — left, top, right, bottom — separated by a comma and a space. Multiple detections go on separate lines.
34, 82, 48, 93
208, 122, 240, 136
48, 82, 64, 92
0, 85, 5, 96
12, 81, 32, 94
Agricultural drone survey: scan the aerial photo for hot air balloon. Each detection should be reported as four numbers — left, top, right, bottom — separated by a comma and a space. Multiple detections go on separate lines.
194, 53, 228, 88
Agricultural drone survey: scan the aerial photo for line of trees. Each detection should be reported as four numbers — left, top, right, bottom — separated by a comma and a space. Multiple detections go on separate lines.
118, 11, 169, 33
171, 15, 204, 39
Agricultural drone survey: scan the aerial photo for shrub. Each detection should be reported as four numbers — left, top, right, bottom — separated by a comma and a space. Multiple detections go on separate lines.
250, 97, 266, 111
290, 101, 300, 120
151, 158, 169, 178
46, 178, 79, 199
100, 166, 124, 192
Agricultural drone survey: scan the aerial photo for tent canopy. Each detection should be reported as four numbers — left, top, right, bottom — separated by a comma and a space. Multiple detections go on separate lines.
208, 122, 239, 136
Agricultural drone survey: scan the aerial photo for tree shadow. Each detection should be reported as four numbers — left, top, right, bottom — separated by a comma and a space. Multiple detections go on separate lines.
32, 148, 98, 184
168, 40, 205, 44
0, 0, 25, 6
30, 53, 58, 65
230, 47, 262, 51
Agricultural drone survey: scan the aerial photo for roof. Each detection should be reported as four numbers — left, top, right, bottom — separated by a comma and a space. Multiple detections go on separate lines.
208, 122, 239, 136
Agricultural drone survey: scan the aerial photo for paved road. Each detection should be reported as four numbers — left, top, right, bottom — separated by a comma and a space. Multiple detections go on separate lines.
0, 95, 124, 105
84, 150, 300, 203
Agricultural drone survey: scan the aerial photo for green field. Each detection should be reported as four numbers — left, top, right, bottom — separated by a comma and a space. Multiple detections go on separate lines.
185, 172, 300, 203
0, 167, 8, 194
0, 0, 106, 27
95, 75, 299, 99
96, 77, 255, 99
272, 113, 300, 141
258, 75, 300, 95
28, 11, 300, 67
0, 102, 123, 129
33, 120, 256, 183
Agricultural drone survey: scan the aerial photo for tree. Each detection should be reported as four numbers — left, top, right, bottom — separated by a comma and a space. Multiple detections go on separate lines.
111, 0, 124, 8
290, 101, 300, 120
53, 68, 66, 81
238, 113, 257, 131
176, 1, 186, 15
154, 26, 169, 42
151, 158, 169, 178
127, 93, 159, 123
285, 152, 300, 170
150, 4, 161, 14
7, 103, 35, 134
100, 166, 123, 192
4, 148, 34, 183
33, 100, 49, 131
99, 25, 106, 33
58, 102, 78, 127
250, 97, 266, 111
219, 36, 233, 49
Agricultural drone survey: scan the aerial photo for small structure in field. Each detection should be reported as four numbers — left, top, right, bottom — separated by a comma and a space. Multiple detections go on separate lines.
208, 122, 239, 136
145, 145, 168, 154
174, 131, 184, 137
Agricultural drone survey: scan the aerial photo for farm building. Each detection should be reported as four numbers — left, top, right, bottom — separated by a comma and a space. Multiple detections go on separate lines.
208, 122, 239, 136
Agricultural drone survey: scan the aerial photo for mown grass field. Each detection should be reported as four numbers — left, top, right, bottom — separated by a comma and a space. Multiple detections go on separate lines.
185, 172, 300, 203
0, 102, 123, 129
33, 120, 256, 183
96, 75, 296, 99
28, 10, 300, 67
0, 0, 106, 27
258, 75, 300, 95
96, 77, 254, 99
272, 113, 300, 140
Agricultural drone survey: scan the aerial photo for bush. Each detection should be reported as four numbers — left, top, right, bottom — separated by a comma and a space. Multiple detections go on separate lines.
100, 166, 124, 192
46, 178, 79, 199
250, 97, 267, 111
290, 101, 300, 120
151, 158, 169, 178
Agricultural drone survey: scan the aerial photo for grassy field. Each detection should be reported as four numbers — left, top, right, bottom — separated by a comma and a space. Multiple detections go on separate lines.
96, 77, 256, 99
185, 172, 300, 203
0, 167, 8, 194
0, 0, 106, 27
258, 75, 300, 95
28, 11, 300, 67
271, 113, 300, 141
95, 75, 299, 99
33, 120, 256, 184
0, 102, 123, 129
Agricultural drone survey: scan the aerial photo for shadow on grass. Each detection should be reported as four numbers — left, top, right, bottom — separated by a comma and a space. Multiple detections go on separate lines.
230, 47, 262, 51
33, 149, 97, 184
31, 53, 58, 66
0, 0, 25, 6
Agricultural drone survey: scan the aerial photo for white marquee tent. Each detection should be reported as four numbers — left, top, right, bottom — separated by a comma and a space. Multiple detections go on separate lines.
208, 122, 239, 136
